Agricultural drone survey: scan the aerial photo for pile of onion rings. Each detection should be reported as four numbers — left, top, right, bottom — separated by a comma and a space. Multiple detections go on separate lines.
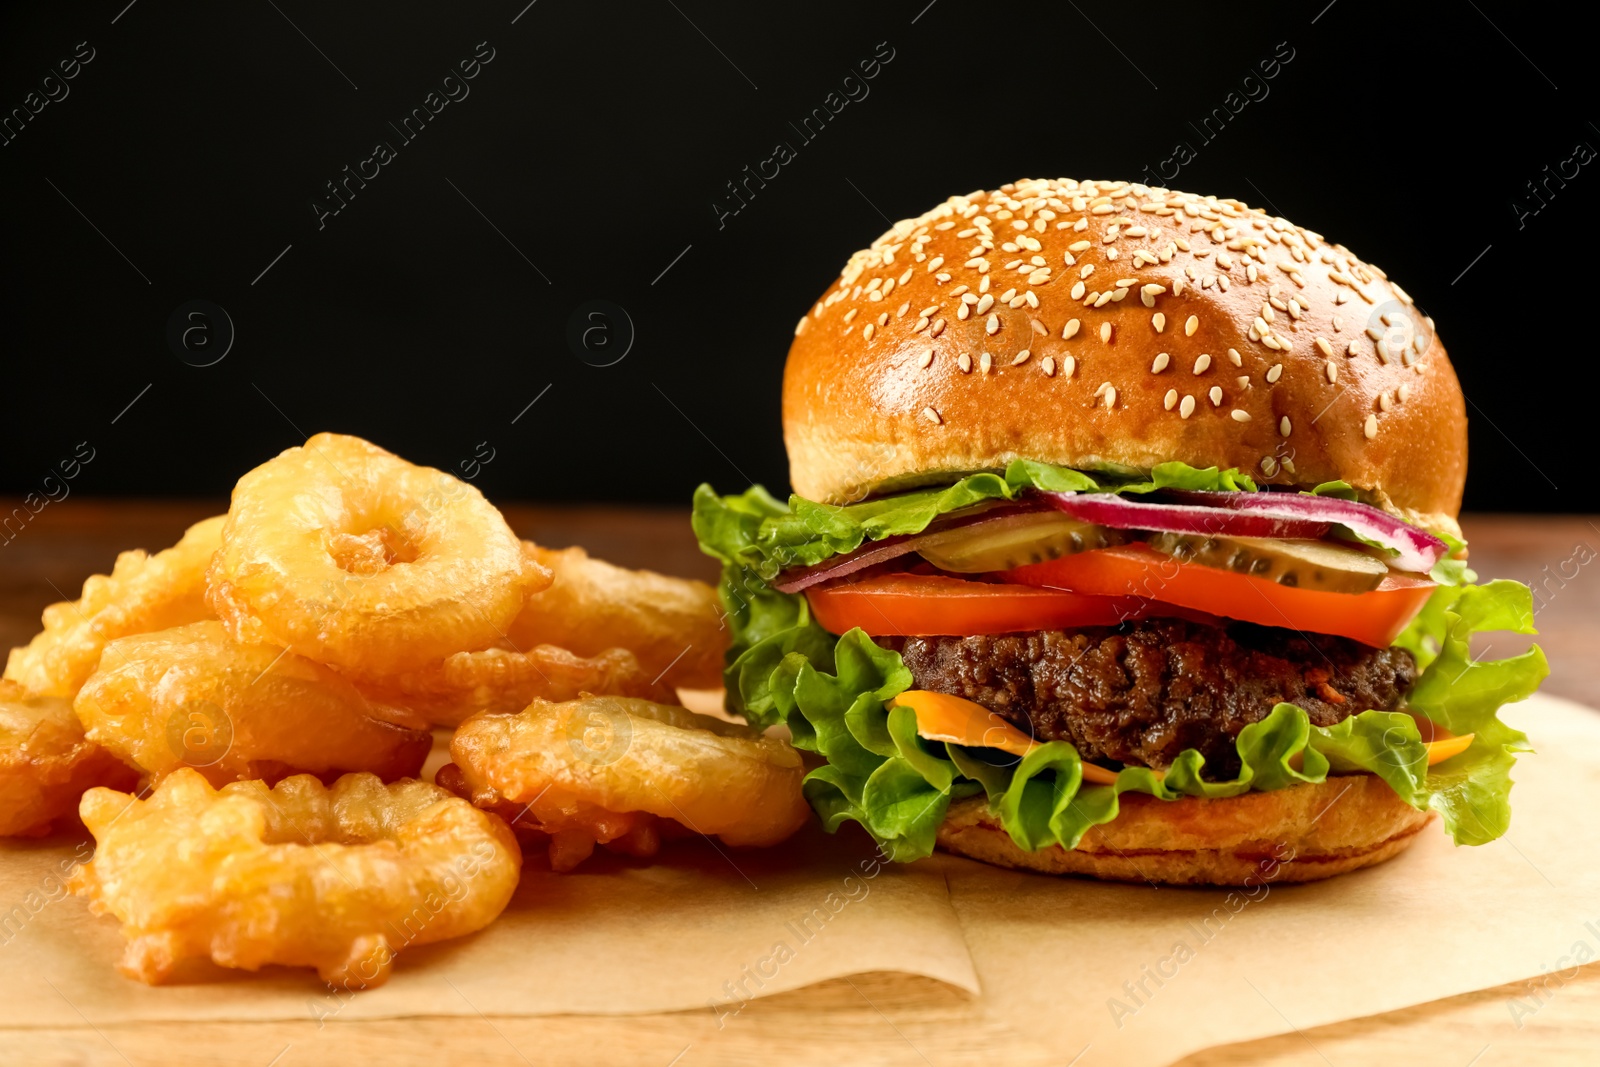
0, 430, 804, 991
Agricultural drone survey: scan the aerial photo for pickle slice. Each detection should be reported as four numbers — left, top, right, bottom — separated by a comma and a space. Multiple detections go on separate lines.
1147, 531, 1388, 593
917, 512, 1126, 573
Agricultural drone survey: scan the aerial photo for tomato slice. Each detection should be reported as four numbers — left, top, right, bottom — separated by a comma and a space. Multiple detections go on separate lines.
805, 572, 1148, 637
1003, 544, 1434, 647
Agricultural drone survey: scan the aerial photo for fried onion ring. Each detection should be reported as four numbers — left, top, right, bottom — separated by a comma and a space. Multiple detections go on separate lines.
513, 544, 727, 691
1, 680, 138, 837
75, 622, 431, 786
385, 642, 671, 728
442, 696, 810, 870
5, 515, 225, 698
207, 433, 547, 679
69, 768, 521, 987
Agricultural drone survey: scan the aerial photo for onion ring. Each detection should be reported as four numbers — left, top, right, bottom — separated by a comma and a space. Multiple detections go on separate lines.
5, 515, 225, 698
74, 621, 432, 786
441, 695, 810, 870
513, 544, 727, 691
384, 641, 671, 728
69, 768, 521, 987
207, 433, 547, 679
1, 680, 138, 837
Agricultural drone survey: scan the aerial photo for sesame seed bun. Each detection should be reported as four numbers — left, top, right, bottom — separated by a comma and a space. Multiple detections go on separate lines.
936, 775, 1433, 885
783, 178, 1466, 538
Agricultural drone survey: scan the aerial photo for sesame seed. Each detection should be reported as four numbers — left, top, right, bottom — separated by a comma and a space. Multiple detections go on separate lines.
1094, 291, 1114, 308
1397, 383, 1410, 402
1237, 375, 1250, 389
1070, 281, 1087, 300
843, 308, 859, 324
1062, 355, 1076, 378
1115, 277, 1138, 287
1227, 347, 1242, 366
1012, 349, 1032, 366
986, 314, 1000, 335
920, 304, 940, 317
1231, 409, 1250, 422
1280, 416, 1291, 437
1209, 386, 1223, 405
1185, 315, 1199, 337
864, 323, 875, 341
1364, 414, 1378, 439
975, 294, 994, 314
1028, 268, 1051, 285
980, 351, 993, 374
1104, 386, 1117, 408
1152, 352, 1170, 373
922, 406, 941, 424
1379, 391, 1393, 412
913, 316, 929, 333
958, 352, 972, 373
918, 348, 935, 368
1153, 312, 1166, 333
1164, 388, 1179, 410
1099, 322, 1112, 343
1042, 356, 1056, 376
1193, 353, 1212, 374
1179, 394, 1196, 419
958, 304, 971, 321
1030, 318, 1048, 336
1063, 318, 1081, 339
1265, 363, 1283, 383
1315, 337, 1335, 358
931, 318, 946, 337
1261, 455, 1279, 476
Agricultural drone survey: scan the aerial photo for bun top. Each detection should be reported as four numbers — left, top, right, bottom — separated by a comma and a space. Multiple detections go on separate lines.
782, 178, 1466, 536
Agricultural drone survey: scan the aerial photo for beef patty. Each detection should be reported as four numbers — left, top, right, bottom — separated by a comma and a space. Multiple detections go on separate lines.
890, 619, 1418, 777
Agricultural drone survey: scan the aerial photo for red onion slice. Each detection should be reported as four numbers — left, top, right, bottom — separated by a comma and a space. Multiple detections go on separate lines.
770, 535, 921, 594
769, 504, 1043, 594
1161, 489, 1447, 573
1038, 492, 1333, 540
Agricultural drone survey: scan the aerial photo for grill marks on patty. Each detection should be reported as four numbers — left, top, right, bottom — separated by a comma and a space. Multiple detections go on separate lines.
892, 619, 1419, 778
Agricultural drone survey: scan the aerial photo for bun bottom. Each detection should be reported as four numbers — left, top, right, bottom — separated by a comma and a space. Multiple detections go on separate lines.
936, 775, 1432, 885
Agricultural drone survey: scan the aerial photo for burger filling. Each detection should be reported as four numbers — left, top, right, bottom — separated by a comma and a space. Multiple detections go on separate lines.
891, 620, 1418, 779
694, 460, 1548, 860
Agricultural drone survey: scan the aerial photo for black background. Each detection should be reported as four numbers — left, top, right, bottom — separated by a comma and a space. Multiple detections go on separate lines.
0, 0, 1591, 511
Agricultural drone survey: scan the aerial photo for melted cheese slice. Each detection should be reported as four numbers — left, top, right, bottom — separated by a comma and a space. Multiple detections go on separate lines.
891, 689, 1473, 785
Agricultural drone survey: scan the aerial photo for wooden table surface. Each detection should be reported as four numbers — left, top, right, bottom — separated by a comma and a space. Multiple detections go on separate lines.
4, 501, 1598, 1066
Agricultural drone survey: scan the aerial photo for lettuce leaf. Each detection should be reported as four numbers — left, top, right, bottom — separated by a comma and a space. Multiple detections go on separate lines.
694, 483, 1548, 861
693, 460, 1256, 578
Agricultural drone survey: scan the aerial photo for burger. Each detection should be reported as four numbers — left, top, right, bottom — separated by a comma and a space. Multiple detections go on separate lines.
693, 178, 1548, 885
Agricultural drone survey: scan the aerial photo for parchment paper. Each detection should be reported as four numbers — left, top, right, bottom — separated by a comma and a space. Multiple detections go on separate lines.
936, 691, 1600, 1066
0, 799, 977, 1027
1, 692, 1594, 1067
